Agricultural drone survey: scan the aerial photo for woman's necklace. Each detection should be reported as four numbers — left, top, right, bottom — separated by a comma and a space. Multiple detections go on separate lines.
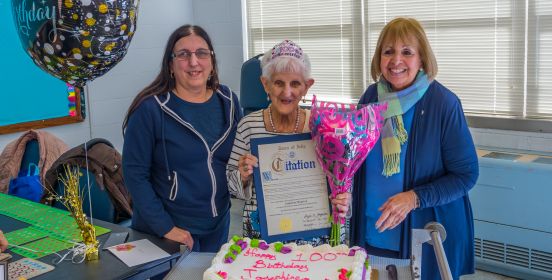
268, 104, 300, 133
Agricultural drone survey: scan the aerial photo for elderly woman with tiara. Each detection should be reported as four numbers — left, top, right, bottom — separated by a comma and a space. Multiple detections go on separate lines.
226, 40, 347, 245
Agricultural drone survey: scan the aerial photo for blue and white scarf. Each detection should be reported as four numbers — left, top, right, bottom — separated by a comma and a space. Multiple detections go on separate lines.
377, 71, 430, 177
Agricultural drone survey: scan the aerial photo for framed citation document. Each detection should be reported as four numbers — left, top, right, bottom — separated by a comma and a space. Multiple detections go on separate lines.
251, 133, 330, 243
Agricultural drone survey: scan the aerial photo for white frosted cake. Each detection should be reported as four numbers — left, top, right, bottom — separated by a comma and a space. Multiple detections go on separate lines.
204, 237, 370, 280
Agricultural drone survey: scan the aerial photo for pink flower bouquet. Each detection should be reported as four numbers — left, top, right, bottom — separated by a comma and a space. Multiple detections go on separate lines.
309, 95, 387, 245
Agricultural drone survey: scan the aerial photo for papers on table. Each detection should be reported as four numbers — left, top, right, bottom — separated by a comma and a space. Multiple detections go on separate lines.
107, 239, 170, 267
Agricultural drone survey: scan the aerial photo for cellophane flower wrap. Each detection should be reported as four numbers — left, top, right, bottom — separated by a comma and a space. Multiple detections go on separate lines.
309, 95, 387, 245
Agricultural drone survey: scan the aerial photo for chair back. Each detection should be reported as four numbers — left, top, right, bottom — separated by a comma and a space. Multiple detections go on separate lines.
46, 138, 132, 225
21, 140, 39, 169
240, 54, 270, 115
52, 169, 116, 223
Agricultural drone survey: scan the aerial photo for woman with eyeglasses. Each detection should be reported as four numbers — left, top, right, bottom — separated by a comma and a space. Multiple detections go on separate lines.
122, 25, 242, 252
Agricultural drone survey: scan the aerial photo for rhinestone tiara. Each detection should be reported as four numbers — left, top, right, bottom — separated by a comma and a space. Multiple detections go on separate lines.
270, 39, 304, 61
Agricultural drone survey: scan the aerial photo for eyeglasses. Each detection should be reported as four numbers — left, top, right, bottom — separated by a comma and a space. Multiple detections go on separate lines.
172, 49, 213, 61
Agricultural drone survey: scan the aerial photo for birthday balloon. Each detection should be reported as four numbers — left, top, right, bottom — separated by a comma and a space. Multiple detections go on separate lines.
11, 0, 140, 87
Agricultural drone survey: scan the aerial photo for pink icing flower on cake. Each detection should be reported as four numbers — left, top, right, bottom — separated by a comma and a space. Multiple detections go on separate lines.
348, 247, 366, 256
338, 268, 352, 280
216, 271, 228, 279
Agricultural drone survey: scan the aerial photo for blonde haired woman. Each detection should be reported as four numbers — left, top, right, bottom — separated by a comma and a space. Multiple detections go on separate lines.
349, 17, 479, 280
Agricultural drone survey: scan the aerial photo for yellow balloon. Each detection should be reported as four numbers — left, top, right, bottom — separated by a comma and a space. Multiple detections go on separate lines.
98, 4, 108, 14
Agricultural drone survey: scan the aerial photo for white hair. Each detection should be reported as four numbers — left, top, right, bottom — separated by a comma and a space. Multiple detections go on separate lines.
260, 51, 312, 81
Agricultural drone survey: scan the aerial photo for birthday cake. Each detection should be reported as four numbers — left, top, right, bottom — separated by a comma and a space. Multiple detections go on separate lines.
203, 237, 370, 280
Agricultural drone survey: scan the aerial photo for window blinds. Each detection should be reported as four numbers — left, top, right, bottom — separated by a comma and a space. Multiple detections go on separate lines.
245, 0, 552, 119
246, 0, 363, 103
527, 0, 552, 118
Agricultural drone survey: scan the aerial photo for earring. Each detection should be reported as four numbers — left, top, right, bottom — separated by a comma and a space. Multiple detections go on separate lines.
302, 95, 306, 103
170, 72, 174, 79
266, 94, 270, 102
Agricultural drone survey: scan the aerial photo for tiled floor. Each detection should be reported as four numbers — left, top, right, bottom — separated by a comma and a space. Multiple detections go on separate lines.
228, 198, 518, 280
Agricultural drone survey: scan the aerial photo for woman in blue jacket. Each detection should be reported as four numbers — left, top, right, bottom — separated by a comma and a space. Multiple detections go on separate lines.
344, 18, 479, 279
122, 25, 242, 252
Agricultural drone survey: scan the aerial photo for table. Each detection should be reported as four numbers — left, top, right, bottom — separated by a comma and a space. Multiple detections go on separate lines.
1, 214, 181, 280
164, 251, 412, 280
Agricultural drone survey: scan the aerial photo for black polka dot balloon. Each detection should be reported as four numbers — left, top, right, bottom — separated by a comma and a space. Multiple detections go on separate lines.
12, 0, 140, 87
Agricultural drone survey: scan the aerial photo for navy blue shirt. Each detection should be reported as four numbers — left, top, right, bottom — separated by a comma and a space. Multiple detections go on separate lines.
171, 91, 225, 148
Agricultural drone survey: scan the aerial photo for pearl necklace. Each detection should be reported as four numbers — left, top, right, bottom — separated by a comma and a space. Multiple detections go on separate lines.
268, 104, 300, 133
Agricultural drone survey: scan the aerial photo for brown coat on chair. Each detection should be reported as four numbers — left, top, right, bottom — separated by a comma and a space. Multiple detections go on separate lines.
0, 130, 68, 194
44, 139, 133, 221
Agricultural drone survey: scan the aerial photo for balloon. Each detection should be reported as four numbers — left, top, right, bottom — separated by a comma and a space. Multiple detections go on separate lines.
11, 0, 140, 87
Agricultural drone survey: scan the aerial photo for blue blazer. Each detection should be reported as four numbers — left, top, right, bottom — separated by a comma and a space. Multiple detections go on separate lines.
351, 81, 479, 280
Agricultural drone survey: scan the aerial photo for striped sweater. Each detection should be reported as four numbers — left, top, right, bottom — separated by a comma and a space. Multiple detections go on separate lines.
226, 109, 344, 245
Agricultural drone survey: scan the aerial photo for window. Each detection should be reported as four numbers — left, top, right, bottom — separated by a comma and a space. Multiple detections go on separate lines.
245, 0, 363, 103
528, 0, 552, 117
245, 0, 552, 124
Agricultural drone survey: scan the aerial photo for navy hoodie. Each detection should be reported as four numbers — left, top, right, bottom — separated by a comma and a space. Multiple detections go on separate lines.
123, 85, 242, 237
